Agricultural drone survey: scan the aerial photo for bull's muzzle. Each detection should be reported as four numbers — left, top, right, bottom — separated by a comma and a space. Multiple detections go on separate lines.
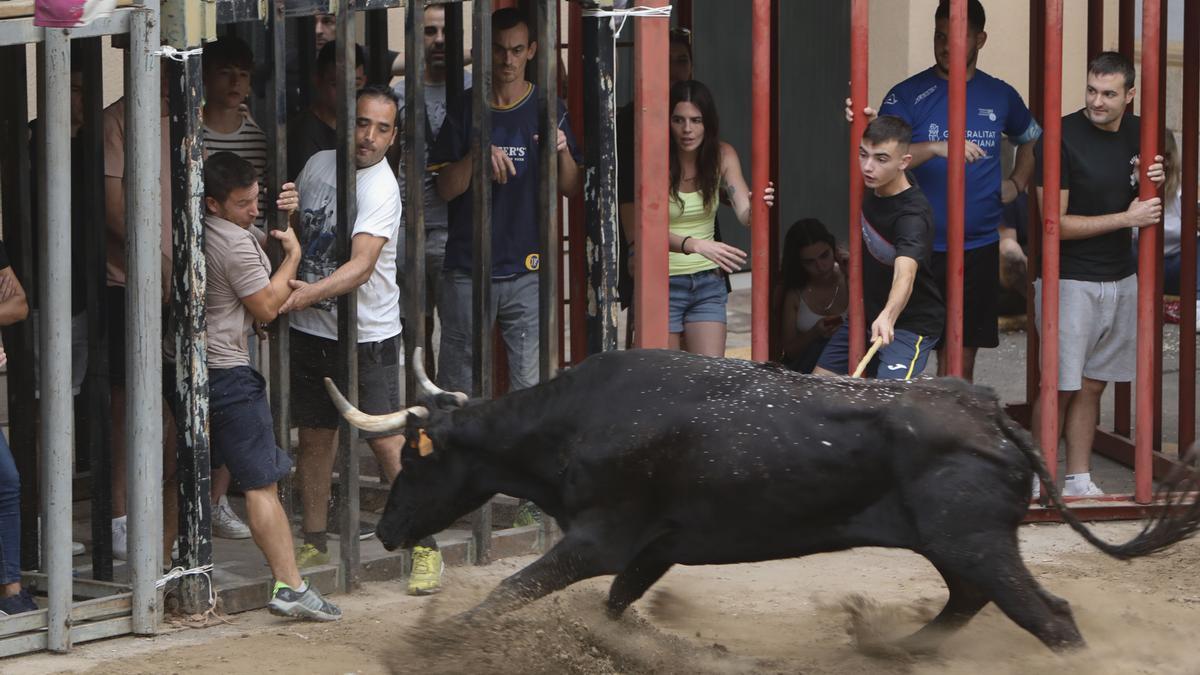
323, 378, 430, 433
412, 347, 469, 408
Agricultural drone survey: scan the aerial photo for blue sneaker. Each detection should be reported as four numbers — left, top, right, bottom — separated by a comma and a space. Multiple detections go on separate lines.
0, 589, 38, 615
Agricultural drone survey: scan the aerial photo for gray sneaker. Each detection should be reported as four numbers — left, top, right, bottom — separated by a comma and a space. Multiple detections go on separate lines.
212, 497, 252, 539
267, 581, 342, 622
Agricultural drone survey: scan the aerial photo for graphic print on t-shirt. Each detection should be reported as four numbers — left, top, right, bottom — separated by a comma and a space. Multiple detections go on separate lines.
297, 184, 338, 314
862, 213, 897, 266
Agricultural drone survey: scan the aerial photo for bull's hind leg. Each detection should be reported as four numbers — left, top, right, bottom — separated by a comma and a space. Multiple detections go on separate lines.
896, 562, 989, 654
925, 537, 1084, 651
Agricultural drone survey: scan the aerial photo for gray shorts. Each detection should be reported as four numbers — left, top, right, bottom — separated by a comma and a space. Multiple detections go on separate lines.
1034, 275, 1137, 391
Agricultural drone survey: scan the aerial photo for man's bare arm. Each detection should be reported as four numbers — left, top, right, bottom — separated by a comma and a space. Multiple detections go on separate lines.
279, 233, 387, 314
1036, 187, 1162, 240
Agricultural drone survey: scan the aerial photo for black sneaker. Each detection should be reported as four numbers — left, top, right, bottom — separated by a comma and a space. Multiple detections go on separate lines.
0, 589, 38, 615
327, 518, 377, 541
267, 581, 342, 621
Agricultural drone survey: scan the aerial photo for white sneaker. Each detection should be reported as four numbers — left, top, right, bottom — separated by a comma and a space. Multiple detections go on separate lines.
212, 496, 252, 539
72, 541, 84, 556
112, 516, 128, 561
1031, 476, 1041, 500
1062, 478, 1105, 497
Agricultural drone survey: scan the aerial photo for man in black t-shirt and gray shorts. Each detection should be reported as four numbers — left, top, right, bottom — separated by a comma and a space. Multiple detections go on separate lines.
815, 116, 945, 380
1033, 52, 1165, 497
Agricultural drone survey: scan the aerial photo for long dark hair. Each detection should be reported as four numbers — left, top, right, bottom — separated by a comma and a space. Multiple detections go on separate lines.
669, 80, 722, 212
780, 218, 837, 291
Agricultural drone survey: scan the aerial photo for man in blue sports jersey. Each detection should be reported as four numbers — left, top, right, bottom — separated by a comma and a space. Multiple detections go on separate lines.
431, 7, 582, 394
847, 0, 1041, 382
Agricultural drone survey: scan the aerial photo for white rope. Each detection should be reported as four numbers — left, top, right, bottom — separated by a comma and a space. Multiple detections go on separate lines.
157, 563, 217, 612
580, 5, 672, 38
152, 45, 205, 62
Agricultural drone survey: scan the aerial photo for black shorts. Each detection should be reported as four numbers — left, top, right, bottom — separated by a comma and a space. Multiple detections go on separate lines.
209, 366, 292, 491
930, 241, 1000, 349
289, 329, 402, 439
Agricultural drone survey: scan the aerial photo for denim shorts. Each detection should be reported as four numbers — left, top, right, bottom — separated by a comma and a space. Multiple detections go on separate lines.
209, 366, 293, 491
668, 269, 727, 333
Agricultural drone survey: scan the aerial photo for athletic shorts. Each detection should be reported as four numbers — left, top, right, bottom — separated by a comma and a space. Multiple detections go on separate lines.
209, 366, 292, 491
668, 269, 727, 333
1034, 275, 1137, 391
289, 329, 402, 439
930, 241, 1000, 349
816, 323, 938, 380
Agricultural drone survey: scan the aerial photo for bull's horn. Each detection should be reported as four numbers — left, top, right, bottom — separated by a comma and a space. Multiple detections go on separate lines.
323, 378, 429, 433
412, 347, 469, 407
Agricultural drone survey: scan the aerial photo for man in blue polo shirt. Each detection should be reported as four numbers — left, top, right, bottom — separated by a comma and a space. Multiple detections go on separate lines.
430, 7, 581, 394
850, 0, 1041, 381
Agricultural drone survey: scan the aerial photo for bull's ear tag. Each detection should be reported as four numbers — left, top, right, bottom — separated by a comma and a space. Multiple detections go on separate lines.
417, 430, 434, 457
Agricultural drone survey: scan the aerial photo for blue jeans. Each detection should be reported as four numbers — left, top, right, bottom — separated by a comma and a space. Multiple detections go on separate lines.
0, 430, 21, 584
437, 270, 540, 394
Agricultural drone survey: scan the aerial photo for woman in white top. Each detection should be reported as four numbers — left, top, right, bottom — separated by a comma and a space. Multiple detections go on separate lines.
1140, 131, 1199, 330
778, 219, 849, 372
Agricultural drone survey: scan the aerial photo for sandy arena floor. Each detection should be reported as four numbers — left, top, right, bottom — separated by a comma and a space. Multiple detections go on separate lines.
8, 520, 1200, 675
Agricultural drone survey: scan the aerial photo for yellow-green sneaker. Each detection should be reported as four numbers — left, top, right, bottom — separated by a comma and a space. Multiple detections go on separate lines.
407, 546, 444, 596
295, 543, 330, 569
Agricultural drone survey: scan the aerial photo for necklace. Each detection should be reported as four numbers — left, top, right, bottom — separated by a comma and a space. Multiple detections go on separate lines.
807, 275, 841, 313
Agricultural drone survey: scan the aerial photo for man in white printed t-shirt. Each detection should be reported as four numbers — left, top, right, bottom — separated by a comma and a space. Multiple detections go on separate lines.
281, 85, 444, 594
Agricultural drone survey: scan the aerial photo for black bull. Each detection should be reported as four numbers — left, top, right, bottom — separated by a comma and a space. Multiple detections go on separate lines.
325, 349, 1200, 653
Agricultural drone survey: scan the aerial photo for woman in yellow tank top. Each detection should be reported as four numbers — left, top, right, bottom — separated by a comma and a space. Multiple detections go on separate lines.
662, 80, 774, 357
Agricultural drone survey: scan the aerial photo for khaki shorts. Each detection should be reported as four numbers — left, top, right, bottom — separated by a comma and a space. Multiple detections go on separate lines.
1034, 275, 1137, 391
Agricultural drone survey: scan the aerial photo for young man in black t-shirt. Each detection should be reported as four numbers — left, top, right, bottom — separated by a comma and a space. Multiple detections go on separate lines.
815, 116, 945, 379
1032, 52, 1165, 497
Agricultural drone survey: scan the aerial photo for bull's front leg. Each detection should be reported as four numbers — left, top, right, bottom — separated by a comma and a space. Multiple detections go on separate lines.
466, 535, 609, 619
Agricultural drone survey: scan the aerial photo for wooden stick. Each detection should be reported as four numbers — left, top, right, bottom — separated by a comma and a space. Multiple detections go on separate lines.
851, 337, 884, 378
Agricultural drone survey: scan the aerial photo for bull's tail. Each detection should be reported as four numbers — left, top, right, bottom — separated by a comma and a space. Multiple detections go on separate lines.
999, 410, 1200, 560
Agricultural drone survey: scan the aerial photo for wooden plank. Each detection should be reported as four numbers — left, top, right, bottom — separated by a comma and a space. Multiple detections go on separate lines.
71, 593, 133, 622
0, 609, 48, 638
0, 0, 132, 20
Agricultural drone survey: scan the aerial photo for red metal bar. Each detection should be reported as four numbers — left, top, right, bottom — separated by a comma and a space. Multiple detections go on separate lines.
1039, 0, 1064, 485
1152, 2, 1168, 449
1134, 0, 1162, 505
567, 0, 587, 363
633, 0, 670, 349
677, 0, 693, 33
847, 0, 869, 367
1181, 0, 1199, 452
1115, 382, 1131, 435
1026, 0, 1044, 407
767, 0, 782, 360
750, 0, 771, 361
943, 0, 967, 377
1087, 0, 1104, 61
1118, 0, 1135, 59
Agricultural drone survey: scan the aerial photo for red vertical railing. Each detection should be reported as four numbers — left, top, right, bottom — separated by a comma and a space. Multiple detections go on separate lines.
1134, 0, 1162, 504
1039, 0, 1064, 485
633, 0, 670, 348
1026, 0, 1045, 408
1113, 0, 1134, 438
1180, 0, 1199, 453
1118, 0, 1136, 58
847, 0, 869, 367
944, 0, 968, 377
750, 0, 771, 361
1087, 0, 1104, 61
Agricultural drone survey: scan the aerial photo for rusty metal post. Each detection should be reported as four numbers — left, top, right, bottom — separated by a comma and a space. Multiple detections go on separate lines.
0, 45, 40, 574
1087, 0, 1104, 61
335, 3, 362, 591
1039, 0, 1064, 485
847, 0, 869, 366
266, 0, 292, 502
403, 0, 428, 406
1134, 0, 1162, 505
537, 0, 561, 381
632, 0, 669, 349
943, 0, 967, 378
1026, 0, 1045, 409
582, 0, 619, 354
470, 0, 494, 565
567, 0, 590, 361
1118, 0, 1135, 59
1180, 0, 1199, 452
167, 47, 212, 615
750, 0, 771, 361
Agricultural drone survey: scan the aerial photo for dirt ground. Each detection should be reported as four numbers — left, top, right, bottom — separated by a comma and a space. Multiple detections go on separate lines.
9, 520, 1200, 675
